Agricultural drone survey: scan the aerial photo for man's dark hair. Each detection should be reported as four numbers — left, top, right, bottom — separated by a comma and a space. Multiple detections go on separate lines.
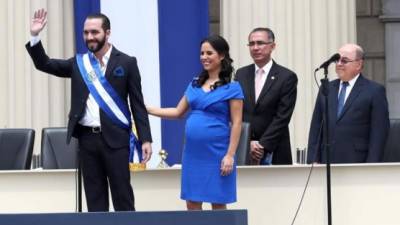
86, 13, 111, 31
249, 27, 275, 42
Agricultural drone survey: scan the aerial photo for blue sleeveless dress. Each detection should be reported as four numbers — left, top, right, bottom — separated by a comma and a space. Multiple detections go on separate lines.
180, 81, 244, 204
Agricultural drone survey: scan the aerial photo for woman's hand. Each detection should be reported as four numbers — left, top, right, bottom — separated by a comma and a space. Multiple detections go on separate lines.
146, 105, 155, 115
220, 154, 234, 176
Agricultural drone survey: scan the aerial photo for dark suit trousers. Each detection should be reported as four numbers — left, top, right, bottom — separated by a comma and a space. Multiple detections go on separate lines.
77, 126, 135, 212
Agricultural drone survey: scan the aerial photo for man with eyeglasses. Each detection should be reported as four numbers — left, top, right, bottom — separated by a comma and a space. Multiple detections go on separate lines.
235, 27, 298, 165
307, 43, 389, 163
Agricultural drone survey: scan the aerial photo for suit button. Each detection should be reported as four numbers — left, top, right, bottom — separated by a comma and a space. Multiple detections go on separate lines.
81, 99, 86, 103
74, 114, 79, 118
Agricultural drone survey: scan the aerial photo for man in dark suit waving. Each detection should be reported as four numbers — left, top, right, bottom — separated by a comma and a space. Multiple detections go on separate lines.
307, 43, 389, 163
26, 9, 152, 211
236, 28, 298, 165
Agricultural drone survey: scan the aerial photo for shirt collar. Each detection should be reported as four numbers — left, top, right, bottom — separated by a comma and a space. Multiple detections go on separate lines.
341, 73, 360, 87
102, 44, 113, 66
90, 44, 113, 66
255, 59, 273, 74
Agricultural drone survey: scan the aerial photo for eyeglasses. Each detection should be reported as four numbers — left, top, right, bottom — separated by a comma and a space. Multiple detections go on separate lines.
336, 58, 361, 65
247, 41, 273, 47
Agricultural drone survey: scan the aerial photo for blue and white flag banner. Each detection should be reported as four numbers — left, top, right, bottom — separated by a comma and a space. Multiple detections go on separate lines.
78, 53, 130, 128
74, 0, 209, 167
76, 53, 143, 167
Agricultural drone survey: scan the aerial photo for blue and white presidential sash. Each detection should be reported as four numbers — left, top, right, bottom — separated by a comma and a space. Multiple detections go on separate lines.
76, 52, 142, 164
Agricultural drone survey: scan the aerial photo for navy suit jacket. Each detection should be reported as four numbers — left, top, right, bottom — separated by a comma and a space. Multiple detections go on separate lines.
26, 41, 152, 148
235, 61, 298, 164
307, 74, 389, 163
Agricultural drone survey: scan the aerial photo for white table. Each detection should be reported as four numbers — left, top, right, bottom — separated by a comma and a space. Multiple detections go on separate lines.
1, 164, 399, 225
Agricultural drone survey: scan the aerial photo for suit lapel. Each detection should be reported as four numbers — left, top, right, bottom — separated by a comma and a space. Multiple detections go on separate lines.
256, 61, 278, 104
337, 75, 365, 121
330, 80, 340, 121
104, 47, 120, 79
243, 65, 256, 105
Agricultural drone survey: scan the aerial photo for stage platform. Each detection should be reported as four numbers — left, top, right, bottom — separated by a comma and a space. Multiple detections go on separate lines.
0, 210, 247, 225
1, 164, 400, 225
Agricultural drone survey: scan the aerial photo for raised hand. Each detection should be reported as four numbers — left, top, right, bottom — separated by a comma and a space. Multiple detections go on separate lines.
30, 9, 47, 36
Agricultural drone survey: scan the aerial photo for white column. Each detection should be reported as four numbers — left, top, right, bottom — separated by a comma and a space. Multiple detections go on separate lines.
0, 0, 74, 154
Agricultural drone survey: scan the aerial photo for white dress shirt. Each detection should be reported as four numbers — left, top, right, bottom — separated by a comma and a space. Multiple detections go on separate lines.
338, 73, 360, 103
30, 36, 113, 127
254, 60, 273, 91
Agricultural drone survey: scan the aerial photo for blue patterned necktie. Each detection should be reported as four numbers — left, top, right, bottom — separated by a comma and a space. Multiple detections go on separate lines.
337, 81, 349, 117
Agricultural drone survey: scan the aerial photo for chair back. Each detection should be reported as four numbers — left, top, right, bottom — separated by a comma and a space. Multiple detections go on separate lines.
235, 122, 251, 165
383, 119, 400, 162
0, 129, 35, 170
41, 127, 79, 169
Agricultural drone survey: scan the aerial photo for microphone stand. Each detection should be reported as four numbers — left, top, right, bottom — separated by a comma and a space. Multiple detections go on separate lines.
78, 160, 82, 212
321, 66, 332, 225
76, 151, 82, 212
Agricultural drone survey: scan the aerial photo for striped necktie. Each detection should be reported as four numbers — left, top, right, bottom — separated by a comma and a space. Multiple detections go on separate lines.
337, 81, 349, 117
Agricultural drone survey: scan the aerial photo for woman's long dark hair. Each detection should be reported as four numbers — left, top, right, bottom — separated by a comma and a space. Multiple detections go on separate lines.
194, 35, 234, 90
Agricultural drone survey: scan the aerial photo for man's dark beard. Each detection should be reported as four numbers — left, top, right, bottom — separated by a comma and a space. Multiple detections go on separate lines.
85, 37, 106, 53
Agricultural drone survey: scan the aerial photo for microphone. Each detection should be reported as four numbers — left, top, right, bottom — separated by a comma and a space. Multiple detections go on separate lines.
315, 53, 340, 71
